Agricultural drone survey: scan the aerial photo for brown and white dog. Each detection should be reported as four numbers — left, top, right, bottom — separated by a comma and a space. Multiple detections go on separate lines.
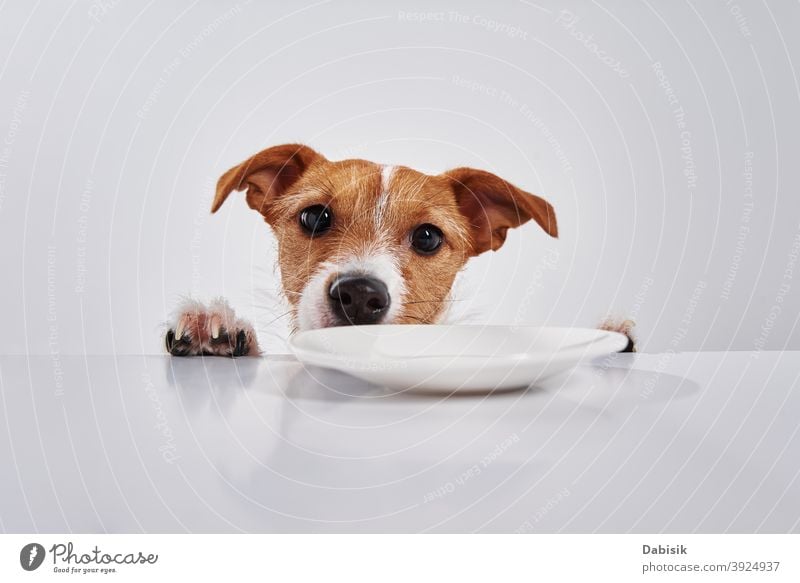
165, 143, 633, 356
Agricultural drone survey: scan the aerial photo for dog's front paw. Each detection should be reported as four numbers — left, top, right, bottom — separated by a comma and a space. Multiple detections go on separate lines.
165, 299, 259, 357
599, 318, 637, 353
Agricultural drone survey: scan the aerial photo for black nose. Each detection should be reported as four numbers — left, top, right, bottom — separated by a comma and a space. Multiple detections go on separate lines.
328, 276, 390, 325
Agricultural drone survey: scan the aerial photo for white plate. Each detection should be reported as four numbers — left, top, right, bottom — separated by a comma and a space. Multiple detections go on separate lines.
289, 325, 628, 393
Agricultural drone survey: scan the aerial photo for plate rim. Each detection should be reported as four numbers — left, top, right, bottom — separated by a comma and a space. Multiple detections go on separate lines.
289, 325, 629, 372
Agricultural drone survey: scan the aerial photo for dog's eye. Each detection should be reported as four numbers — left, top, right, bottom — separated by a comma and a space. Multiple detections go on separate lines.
410, 224, 443, 255
299, 205, 333, 235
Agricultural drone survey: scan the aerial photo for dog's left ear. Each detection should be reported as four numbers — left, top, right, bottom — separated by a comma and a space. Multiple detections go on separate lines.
443, 167, 558, 255
212, 143, 324, 219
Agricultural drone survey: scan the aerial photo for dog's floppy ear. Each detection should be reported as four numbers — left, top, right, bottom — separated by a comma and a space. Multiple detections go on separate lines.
444, 167, 557, 255
212, 144, 324, 219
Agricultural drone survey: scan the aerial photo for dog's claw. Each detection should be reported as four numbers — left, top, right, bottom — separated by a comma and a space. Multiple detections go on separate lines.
233, 330, 247, 357
165, 329, 192, 356
620, 336, 635, 353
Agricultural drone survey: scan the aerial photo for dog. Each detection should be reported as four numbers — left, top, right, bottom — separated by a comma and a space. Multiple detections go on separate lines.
165, 143, 635, 356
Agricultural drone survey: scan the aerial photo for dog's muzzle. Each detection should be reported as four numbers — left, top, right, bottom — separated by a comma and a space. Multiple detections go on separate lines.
328, 275, 390, 325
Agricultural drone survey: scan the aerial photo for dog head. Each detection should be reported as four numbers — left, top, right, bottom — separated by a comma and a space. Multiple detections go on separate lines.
212, 144, 557, 330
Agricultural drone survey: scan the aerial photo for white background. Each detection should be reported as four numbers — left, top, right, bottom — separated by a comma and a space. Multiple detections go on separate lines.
0, 0, 798, 355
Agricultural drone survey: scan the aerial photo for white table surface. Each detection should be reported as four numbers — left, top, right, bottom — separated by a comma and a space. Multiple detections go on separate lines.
0, 351, 797, 533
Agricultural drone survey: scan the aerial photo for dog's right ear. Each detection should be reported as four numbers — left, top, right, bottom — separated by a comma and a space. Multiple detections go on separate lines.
443, 167, 557, 255
212, 144, 324, 219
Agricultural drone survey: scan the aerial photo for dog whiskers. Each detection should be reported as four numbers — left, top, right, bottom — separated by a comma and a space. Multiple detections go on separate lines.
403, 298, 464, 305
263, 310, 293, 327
